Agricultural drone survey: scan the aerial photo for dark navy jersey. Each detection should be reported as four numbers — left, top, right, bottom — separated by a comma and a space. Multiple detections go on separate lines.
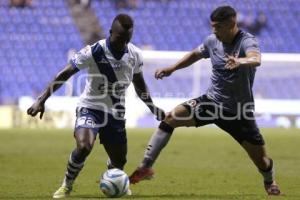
197, 30, 260, 113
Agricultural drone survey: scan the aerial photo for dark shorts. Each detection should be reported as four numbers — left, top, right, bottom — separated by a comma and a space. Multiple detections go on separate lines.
74, 107, 127, 145
182, 95, 265, 145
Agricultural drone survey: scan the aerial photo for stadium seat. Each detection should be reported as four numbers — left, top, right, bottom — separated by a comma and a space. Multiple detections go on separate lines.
0, 0, 300, 102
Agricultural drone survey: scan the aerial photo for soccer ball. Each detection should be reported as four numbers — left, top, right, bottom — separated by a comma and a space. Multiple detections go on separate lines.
100, 168, 130, 198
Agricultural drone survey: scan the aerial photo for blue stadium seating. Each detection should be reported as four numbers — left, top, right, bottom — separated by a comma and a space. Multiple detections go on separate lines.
0, 0, 300, 103
92, 0, 300, 53
0, 0, 83, 103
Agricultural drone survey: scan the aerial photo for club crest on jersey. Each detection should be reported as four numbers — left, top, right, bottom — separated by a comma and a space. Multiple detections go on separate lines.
213, 48, 218, 55
128, 58, 135, 68
81, 108, 88, 114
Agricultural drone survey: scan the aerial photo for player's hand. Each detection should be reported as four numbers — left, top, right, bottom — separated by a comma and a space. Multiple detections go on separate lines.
155, 67, 174, 79
225, 54, 241, 70
149, 105, 166, 121
27, 100, 45, 119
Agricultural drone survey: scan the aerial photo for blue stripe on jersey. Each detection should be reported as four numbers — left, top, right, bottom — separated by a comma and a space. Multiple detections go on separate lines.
91, 42, 125, 117
91, 43, 119, 83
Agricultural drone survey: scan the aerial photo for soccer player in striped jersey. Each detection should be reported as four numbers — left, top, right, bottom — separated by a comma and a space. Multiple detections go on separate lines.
129, 6, 281, 196
27, 14, 165, 198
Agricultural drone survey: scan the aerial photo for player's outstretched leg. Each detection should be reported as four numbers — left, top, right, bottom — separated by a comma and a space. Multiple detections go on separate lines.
130, 105, 195, 184
53, 128, 96, 198
241, 141, 281, 196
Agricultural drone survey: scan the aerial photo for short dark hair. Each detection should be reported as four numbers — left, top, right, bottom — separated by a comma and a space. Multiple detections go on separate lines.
112, 14, 134, 30
210, 6, 236, 22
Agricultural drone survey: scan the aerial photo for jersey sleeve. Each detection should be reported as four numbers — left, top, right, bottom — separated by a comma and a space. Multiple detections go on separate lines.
197, 36, 211, 58
134, 50, 143, 74
70, 45, 93, 70
241, 37, 261, 54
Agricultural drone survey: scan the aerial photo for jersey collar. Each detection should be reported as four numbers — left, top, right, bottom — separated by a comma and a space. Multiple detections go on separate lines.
231, 30, 243, 45
106, 37, 129, 60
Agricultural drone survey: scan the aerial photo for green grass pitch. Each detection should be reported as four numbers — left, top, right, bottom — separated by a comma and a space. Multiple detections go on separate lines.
0, 128, 300, 200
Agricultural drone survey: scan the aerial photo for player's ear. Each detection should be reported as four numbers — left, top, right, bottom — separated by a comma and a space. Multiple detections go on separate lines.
230, 17, 237, 28
109, 29, 112, 35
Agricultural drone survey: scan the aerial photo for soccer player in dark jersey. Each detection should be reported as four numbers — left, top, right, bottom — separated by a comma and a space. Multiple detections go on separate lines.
27, 14, 165, 198
129, 6, 281, 195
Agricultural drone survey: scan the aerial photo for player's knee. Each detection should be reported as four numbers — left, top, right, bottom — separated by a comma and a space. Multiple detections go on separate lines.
163, 112, 177, 128
77, 142, 93, 156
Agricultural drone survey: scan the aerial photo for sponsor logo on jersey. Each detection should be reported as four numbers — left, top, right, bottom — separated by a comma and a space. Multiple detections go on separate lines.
113, 62, 122, 71
98, 82, 126, 96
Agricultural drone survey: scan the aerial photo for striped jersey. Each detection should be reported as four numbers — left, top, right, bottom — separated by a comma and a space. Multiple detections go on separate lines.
70, 39, 143, 118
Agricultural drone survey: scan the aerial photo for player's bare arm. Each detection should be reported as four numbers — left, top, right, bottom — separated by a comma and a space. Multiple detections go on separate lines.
132, 72, 165, 120
155, 48, 204, 79
225, 51, 261, 70
27, 64, 79, 119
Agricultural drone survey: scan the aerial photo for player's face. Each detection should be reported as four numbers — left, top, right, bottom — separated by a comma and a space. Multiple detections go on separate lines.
110, 24, 133, 52
211, 19, 235, 43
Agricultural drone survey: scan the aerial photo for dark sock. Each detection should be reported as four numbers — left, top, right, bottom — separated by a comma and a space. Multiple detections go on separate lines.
259, 158, 274, 184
